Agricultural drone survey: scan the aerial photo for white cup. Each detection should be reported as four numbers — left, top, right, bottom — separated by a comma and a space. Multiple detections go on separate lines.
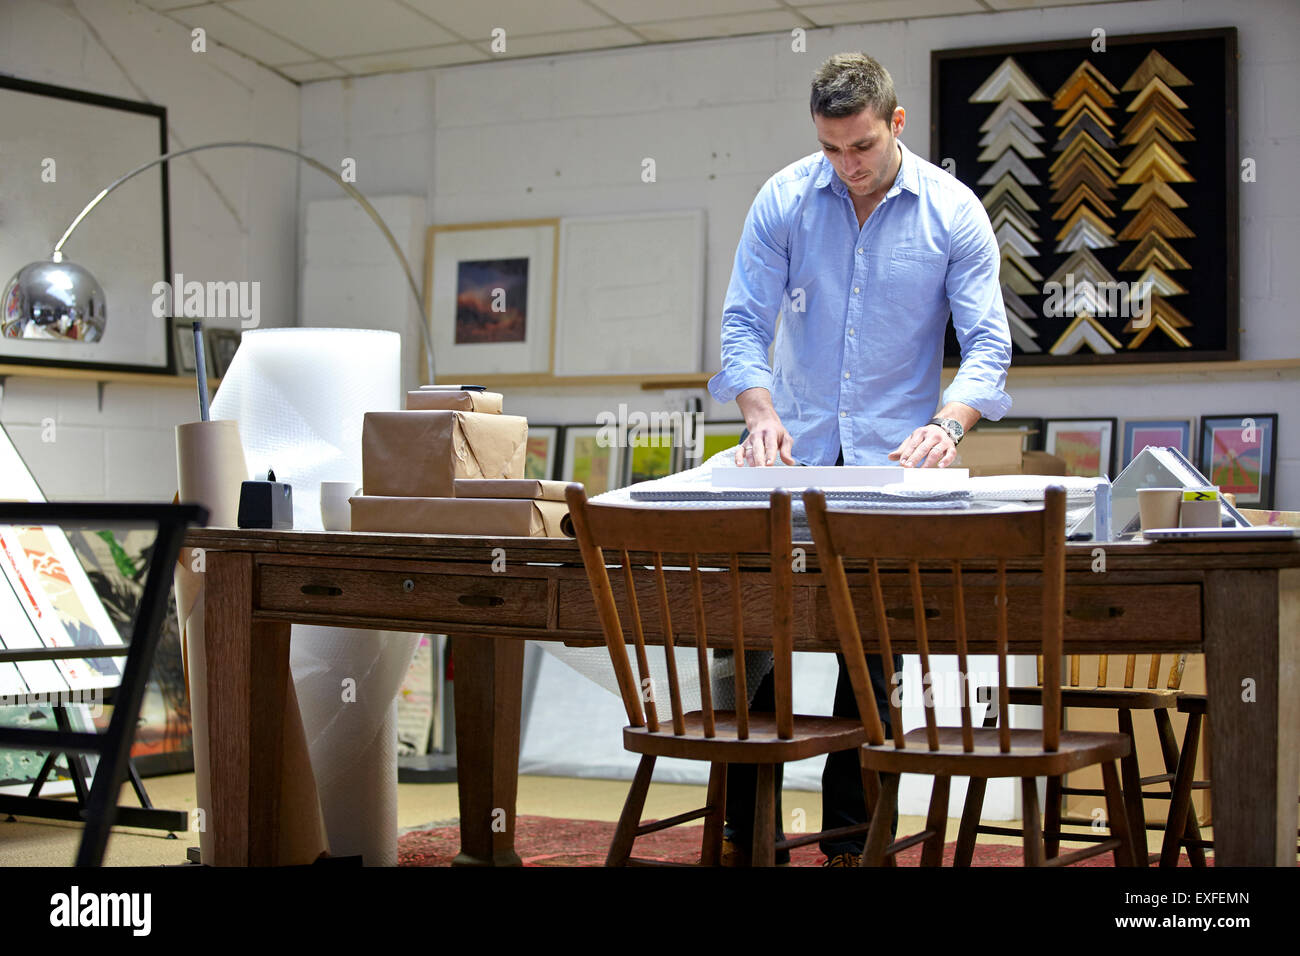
320, 481, 362, 531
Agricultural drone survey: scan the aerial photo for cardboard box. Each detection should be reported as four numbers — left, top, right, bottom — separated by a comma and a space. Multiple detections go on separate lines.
350, 495, 572, 537
454, 478, 570, 501
956, 431, 1068, 477
362, 410, 527, 498
405, 390, 503, 413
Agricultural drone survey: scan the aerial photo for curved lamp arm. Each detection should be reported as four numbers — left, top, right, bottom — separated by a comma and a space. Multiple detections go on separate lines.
52, 140, 435, 383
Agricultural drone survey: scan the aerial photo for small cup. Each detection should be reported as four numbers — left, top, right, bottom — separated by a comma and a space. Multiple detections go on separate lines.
1179, 488, 1222, 528
320, 481, 362, 532
1137, 487, 1182, 532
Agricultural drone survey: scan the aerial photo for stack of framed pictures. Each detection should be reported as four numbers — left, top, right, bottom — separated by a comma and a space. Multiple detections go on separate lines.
1026, 413, 1278, 508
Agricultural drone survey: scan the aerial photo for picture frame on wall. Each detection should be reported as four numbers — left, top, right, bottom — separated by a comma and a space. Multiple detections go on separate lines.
1044, 417, 1117, 477
205, 327, 242, 379
425, 218, 558, 376
553, 210, 706, 376
171, 318, 214, 379
621, 421, 679, 487
1198, 414, 1277, 509
1121, 418, 1193, 468
524, 425, 561, 481
561, 425, 621, 498
932, 28, 1239, 367
0, 76, 173, 374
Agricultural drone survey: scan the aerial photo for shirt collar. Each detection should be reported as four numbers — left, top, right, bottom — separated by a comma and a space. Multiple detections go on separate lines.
816, 139, 919, 198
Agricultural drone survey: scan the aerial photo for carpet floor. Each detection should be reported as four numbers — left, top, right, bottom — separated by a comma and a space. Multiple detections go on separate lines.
397, 815, 1209, 867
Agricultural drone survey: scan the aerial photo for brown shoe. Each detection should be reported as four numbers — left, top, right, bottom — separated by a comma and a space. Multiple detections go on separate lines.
822, 851, 861, 867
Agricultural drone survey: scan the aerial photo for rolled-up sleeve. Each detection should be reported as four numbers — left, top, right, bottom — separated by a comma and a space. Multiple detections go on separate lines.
708, 181, 791, 405
942, 196, 1013, 421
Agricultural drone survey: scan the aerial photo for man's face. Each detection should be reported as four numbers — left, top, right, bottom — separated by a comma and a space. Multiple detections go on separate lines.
814, 106, 905, 198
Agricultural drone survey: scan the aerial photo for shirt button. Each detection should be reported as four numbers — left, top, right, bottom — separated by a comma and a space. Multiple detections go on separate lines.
853, 287, 860, 294
848, 328, 855, 336
857, 248, 863, 254
839, 410, 847, 418
843, 372, 850, 379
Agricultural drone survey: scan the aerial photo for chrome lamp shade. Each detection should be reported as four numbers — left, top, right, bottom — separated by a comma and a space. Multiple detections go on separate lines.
3, 258, 107, 342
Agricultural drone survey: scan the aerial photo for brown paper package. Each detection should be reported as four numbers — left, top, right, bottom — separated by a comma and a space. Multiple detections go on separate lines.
453, 478, 571, 501
350, 495, 573, 537
405, 390, 504, 413
362, 410, 527, 498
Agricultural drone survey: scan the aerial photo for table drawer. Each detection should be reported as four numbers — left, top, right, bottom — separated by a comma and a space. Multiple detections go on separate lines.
258, 564, 549, 628
813, 583, 1202, 652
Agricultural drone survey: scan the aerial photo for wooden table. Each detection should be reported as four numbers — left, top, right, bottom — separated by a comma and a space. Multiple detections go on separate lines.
187, 528, 1300, 867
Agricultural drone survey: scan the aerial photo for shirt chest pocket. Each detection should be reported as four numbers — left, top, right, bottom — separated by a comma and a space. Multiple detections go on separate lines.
885, 247, 948, 312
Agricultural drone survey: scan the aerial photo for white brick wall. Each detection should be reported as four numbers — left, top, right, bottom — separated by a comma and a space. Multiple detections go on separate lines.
0, 0, 300, 502
298, 0, 1299, 508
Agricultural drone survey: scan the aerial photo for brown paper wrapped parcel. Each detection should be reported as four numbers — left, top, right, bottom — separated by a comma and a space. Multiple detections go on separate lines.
404, 389, 504, 413
350, 495, 572, 537
362, 410, 528, 498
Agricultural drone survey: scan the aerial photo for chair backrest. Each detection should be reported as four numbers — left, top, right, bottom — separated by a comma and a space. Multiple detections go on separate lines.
803, 487, 1067, 754
1053, 652, 1188, 692
565, 484, 794, 740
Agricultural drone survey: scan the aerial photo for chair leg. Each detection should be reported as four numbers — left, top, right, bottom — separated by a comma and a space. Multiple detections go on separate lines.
1043, 775, 1062, 860
751, 764, 776, 867
1161, 712, 1205, 868
606, 755, 655, 867
1116, 709, 1149, 866
862, 772, 899, 866
921, 775, 950, 866
1021, 777, 1044, 867
1101, 760, 1138, 867
700, 761, 727, 866
955, 777, 987, 867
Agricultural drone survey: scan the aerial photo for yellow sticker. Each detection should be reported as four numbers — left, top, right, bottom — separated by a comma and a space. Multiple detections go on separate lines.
1182, 489, 1219, 502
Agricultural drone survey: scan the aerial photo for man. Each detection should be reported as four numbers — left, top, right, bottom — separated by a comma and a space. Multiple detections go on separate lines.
707, 52, 1012, 865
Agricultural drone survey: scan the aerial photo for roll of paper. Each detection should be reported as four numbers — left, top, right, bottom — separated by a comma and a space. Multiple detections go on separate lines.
210, 328, 418, 865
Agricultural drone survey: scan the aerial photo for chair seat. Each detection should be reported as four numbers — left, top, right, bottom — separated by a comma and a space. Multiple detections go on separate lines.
859, 727, 1131, 778
623, 711, 866, 763
1007, 685, 1180, 710
1176, 693, 1207, 715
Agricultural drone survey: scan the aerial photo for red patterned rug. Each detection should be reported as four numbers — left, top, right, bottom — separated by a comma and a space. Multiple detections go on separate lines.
397, 816, 1206, 866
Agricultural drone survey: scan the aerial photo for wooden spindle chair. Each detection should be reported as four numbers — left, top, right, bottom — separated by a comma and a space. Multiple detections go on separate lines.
962, 651, 1209, 866
566, 484, 869, 866
803, 486, 1140, 867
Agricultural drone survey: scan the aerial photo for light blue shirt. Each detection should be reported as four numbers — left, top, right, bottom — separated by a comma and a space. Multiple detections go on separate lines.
708, 139, 1013, 466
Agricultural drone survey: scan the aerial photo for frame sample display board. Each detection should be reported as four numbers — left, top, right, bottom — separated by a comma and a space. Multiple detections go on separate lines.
932, 28, 1238, 366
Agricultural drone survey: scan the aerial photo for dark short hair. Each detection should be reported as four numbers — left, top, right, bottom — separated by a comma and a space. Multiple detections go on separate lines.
810, 53, 898, 121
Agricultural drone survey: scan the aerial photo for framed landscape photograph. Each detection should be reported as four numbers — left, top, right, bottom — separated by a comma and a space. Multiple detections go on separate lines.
561, 425, 621, 498
1198, 414, 1276, 509
425, 219, 558, 376
524, 425, 560, 481
1121, 418, 1193, 468
1044, 417, 1116, 477
621, 422, 678, 486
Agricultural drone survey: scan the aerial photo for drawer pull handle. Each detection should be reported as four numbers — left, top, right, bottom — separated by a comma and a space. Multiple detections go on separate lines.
885, 607, 940, 620
301, 584, 343, 597
403, 579, 415, 593
1067, 606, 1125, 621
458, 594, 505, 608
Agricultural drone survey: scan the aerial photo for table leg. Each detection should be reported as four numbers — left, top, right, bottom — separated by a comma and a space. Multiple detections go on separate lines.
206, 551, 293, 866
451, 634, 525, 867
1204, 568, 1300, 866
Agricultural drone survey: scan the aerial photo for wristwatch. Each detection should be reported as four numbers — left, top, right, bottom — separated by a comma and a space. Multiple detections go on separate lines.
927, 417, 964, 445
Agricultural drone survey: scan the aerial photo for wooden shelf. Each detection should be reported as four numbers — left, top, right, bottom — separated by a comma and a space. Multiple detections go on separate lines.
0, 363, 217, 389
461, 358, 1300, 391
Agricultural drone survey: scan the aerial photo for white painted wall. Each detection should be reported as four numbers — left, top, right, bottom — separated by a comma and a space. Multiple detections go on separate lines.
0, 0, 299, 500
298, 0, 1299, 509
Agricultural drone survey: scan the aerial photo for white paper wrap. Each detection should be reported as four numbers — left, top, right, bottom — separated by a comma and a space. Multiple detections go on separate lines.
210, 328, 419, 865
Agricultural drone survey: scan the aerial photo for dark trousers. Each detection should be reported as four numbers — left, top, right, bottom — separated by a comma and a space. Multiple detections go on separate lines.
723, 651, 902, 858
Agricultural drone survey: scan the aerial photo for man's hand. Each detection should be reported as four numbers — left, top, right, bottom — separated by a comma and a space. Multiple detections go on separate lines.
734, 387, 796, 467
888, 424, 956, 468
